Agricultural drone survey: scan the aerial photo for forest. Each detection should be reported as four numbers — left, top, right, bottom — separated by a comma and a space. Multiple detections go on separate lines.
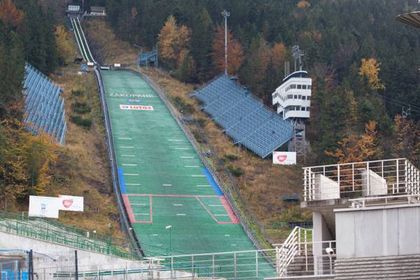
0, 0, 63, 208
0, 0, 419, 211
81, 0, 420, 165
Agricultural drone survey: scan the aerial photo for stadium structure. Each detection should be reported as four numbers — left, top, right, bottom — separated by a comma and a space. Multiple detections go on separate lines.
1, 5, 420, 280
192, 75, 293, 158
23, 63, 67, 144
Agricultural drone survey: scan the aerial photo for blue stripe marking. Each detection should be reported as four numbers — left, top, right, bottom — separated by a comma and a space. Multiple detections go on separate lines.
202, 167, 224, 195
118, 167, 127, 194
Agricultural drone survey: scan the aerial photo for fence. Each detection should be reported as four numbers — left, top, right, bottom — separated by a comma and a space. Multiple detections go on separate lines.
49, 249, 276, 280
303, 158, 420, 201
0, 211, 135, 259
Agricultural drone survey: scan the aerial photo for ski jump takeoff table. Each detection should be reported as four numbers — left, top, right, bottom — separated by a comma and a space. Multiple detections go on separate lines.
101, 70, 256, 256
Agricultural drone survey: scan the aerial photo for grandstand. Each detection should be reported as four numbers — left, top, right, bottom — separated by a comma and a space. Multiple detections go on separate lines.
192, 75, 293, 158
23, 63, 67, 144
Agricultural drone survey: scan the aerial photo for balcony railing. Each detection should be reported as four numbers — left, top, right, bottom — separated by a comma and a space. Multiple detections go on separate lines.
303, 158, 420, 202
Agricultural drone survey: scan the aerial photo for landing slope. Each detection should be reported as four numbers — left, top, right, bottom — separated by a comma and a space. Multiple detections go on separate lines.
101, 70, 255, 256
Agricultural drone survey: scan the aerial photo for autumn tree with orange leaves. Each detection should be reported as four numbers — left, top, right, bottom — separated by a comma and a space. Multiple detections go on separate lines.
326, 121, 382, 163
359, 58, 385, 90
212, 25, 244, 75
158, 16, 191, 69
0, 0, 23, 28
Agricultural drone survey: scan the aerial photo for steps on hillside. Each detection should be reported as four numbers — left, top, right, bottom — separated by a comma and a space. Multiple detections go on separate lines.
285, 255, 315, 276
334, 254, 420, 280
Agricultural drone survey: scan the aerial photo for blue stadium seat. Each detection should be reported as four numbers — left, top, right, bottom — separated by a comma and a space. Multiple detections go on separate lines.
193, 75, 293, 158
22, 63, 67, 144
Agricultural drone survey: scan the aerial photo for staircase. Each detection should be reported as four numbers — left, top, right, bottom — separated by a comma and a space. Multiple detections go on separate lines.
275, 226, 313, 277
334, 254, 420, 280
284, 253, 314, 276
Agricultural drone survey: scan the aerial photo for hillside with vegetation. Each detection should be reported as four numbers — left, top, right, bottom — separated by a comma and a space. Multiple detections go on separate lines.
0, 0, 124, 240
86, 0, 419, 166
80, 0, 420, 243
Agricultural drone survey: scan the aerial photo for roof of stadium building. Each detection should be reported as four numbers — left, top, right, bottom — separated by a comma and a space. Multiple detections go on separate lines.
192, 74, 293, 158
396, 11, 420, 28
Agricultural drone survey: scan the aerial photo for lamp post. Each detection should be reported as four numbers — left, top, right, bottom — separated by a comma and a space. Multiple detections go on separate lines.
221, 9, 230, 75
165, 225, 172, 255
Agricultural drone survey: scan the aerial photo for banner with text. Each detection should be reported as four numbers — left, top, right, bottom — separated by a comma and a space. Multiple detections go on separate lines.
120, 104, 154, 111
29, 196, 61, 218
273, 151, 297, 165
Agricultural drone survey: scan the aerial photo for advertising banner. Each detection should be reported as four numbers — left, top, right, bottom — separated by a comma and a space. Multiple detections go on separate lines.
28, 196, 60, 218
58, 195, 84, 212
119, 104, 154, 111
273, 151, 297, 165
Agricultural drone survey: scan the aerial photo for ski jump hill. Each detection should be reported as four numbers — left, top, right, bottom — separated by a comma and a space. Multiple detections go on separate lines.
69, 16, 260, 257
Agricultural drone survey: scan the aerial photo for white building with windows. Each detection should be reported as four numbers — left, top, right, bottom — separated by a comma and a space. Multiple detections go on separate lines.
272, 70, 312, 120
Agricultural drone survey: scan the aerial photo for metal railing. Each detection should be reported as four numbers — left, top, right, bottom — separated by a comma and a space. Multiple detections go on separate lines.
349, 193, 420, 208
46, 240, 337, 280
149, 249, 277, 280
273, 226, 312, 277
0, 211, 135, 259
266, 240, 336, 279
304, 158, 420, 201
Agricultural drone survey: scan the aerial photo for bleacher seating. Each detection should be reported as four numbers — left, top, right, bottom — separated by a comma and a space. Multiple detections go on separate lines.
23, 64, 67, 144
193, 75, 293, 158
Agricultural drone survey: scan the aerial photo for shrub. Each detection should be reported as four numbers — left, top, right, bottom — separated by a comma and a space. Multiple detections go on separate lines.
192, 129, 207, 144
172, 96, 195, 114
70, 115, 92, 129
224, 154, 239, 162
72, 102, 91, 114
71, 90, 84, 97
227, 165, 243, 177
196, 118, 207, 128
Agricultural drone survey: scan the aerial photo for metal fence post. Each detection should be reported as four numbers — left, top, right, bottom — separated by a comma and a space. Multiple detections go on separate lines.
234, 252, 237, 279
171, 257, 174, 278
212, 254, 215, 278
255, 251, 259, 277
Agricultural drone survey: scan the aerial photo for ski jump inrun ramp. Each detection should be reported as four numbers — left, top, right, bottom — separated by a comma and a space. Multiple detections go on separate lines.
70, 15, 258, 257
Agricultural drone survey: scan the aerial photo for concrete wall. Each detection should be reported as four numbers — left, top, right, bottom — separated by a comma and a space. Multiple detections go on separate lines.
312, 212, 333, 275
0, 232, 146, 269
362, 170, 387, 196
335, 204, 420, 258
315, 174, 340, 200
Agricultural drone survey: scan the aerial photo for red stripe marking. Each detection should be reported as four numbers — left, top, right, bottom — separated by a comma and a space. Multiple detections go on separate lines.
220, 196, 239, 224
122, 195, 135, 223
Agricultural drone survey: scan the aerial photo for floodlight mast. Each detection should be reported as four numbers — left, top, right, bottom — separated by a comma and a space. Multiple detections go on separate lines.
222, 10, 230, 75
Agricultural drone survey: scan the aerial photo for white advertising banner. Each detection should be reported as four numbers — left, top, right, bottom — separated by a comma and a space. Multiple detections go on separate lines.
58, 195, 84, 212
273, 151, 297, 165
28, 196, 60, 218
119, 104, 154, 111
